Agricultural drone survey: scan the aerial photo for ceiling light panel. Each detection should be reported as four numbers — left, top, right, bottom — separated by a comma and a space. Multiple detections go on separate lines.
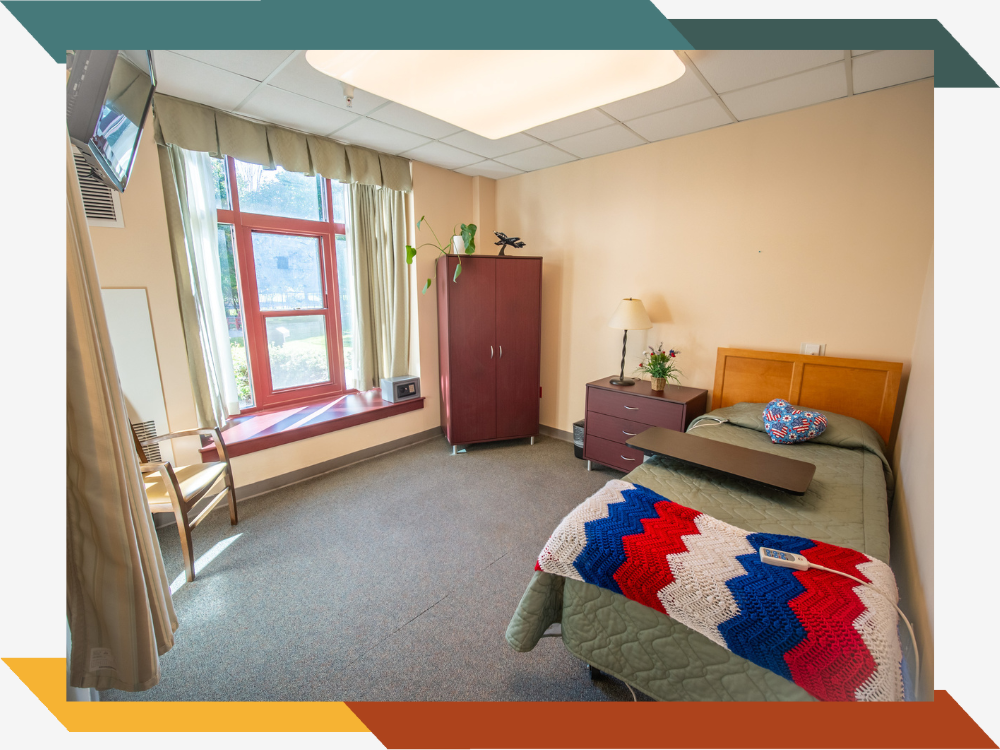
306, 50, 686, 140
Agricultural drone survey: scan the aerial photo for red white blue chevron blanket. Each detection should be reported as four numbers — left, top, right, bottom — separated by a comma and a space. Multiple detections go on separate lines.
536, 479, 904, 701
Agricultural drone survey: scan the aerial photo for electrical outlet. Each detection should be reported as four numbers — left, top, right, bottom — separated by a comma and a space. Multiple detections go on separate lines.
800, 343, 826, 356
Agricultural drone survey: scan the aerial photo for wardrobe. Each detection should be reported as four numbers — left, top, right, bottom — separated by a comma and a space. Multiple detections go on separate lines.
436, 255, 542, 449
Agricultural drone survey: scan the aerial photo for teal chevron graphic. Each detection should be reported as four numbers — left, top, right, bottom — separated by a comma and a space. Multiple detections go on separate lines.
1, 2, 994, 88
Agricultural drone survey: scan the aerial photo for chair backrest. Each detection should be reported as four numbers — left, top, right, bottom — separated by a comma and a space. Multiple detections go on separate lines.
130, 423, 150, 464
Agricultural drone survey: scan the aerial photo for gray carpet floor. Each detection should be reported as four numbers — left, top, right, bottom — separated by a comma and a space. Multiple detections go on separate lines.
101, 434, 653, 702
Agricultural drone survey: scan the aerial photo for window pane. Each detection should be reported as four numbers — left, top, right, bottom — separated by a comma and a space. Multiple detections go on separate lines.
217, 224, 253, 408
330, 180, 347, 224
251, 232, 324, 311
233, 159, 325, 221
335, 235, 357, 390
212, 157, 231, 210
266, 315, 330, 390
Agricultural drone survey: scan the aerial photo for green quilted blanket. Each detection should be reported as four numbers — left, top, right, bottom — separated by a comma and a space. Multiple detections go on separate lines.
505, 402, 894, 701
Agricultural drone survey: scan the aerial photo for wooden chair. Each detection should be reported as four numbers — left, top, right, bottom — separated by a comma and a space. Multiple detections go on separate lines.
132, 427, 238, 583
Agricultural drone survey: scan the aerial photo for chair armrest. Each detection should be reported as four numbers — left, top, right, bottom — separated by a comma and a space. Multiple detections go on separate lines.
139, 462, 166, 474
142, 428, 231, 464
142, 428, 220, 443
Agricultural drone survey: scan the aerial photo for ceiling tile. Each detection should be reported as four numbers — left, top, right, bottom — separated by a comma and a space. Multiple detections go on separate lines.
267, 52, 387, 115
332, 118, 431, 155
852, 50, 876, 57
238, 86, 358, 136
601, 67, 713, 121
525, 109, 616, 142
369, 102, 462, 139
455, 160, 525, 179
852, 50, 934, 94
168, 50, 293, 82
687, 50, 845, 93
440, 130, 541, 158
494, 144, 577, 172
625, 98, 732, 143
722, 62, 848, 121
551, 124, 646, 159
401, 141, 481, 170
152, 51, 260, 111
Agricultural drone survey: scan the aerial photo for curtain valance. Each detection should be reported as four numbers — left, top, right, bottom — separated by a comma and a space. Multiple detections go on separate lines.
152, 93, 412, 192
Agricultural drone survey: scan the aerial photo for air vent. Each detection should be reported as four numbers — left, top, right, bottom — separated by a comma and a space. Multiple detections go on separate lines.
73, 152, 125, 228
131, 420, 162, 463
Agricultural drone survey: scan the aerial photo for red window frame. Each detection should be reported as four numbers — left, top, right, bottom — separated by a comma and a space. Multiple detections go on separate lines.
217, 156, 352, 412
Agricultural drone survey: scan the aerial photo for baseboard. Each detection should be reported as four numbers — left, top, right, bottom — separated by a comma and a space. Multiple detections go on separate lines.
237, 426, 444, 500
153, 427, 444, 529
539, 423, 574, 443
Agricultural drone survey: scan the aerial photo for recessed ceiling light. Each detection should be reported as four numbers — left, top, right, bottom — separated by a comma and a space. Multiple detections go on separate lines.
305, 50, 686, 140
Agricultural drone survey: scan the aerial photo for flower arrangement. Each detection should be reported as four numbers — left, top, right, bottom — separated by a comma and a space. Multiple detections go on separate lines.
635, 344, 681, 390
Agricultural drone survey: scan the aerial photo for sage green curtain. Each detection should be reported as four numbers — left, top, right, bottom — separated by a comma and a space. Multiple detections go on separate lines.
152, 93, 412, 191
348, 184, 410, 390
66, 137, 177, 692
157, 144, 240, 429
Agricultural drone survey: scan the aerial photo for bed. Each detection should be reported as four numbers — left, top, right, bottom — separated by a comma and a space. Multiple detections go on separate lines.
506, 348, 904, 701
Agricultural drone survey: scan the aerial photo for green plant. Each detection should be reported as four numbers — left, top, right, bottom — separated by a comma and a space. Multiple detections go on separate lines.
405, 216, 477, 293
635, 345, 682, 384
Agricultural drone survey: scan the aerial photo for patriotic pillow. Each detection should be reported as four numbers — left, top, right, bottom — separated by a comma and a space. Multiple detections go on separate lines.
763, 399, 828, 444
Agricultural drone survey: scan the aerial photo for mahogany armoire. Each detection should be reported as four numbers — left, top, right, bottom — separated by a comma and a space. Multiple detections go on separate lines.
436, 254, 542, 450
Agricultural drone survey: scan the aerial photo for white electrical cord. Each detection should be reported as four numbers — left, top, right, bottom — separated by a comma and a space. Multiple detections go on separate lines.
688, 417, 729, 430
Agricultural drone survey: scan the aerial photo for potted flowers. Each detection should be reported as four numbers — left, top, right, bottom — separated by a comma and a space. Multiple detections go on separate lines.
636, 345, 681, 391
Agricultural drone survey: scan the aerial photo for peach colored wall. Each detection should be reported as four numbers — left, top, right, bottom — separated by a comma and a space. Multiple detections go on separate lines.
89, 122, 488, 487
89, 126, 202, 466
495, 79, 934, 436
890, 253, 934, 699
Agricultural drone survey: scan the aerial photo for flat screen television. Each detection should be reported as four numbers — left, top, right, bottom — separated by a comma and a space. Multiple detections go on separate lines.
67, 50, 156, 192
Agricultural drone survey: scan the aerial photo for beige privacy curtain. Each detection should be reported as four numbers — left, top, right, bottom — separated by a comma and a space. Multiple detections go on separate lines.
66, 138, 177, 691
349, 184, 410, 389
158, 144, 240, 429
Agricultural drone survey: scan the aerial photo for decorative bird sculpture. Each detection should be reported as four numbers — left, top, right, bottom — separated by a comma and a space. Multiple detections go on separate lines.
494, 231, 526, 256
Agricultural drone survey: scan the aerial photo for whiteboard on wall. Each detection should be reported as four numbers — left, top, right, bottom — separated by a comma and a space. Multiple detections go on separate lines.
101, 288, 174, 466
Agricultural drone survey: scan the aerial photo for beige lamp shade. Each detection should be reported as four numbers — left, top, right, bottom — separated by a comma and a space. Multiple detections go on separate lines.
608, 298, 652, 330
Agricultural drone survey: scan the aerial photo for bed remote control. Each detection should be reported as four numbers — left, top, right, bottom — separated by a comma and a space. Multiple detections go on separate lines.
759, 547, 810, 571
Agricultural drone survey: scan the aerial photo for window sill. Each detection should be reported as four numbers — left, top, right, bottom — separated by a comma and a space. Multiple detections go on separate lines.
199, 390, 425, 462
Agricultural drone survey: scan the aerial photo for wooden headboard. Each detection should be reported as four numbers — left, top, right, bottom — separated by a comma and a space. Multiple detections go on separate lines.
712, 348, 903, 444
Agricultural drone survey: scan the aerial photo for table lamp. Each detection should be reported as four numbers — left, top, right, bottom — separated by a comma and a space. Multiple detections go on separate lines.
608, 298, 652, 386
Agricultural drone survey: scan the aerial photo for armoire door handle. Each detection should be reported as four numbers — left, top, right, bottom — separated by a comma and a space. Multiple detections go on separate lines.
620, 455, 636, 462
491, 345, 494, 359
499, 345, 503, 358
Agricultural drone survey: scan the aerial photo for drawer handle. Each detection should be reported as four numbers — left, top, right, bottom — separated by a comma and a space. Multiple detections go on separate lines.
620, 455, 636, 461
623, 405, 639, 410
622, 430, 636, 436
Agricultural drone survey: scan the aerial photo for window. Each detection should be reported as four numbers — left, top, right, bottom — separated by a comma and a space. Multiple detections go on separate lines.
213, 156, 357, 411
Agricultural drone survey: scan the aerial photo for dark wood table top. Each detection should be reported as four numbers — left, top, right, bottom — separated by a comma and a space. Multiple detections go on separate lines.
587, 377, 707, 405
626, 427, 816, 495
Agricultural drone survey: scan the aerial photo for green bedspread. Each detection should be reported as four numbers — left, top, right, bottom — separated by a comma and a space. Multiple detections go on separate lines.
505, 402, 894, 701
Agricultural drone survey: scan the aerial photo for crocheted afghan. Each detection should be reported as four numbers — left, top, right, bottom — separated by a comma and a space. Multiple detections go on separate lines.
536, 480, 904, 701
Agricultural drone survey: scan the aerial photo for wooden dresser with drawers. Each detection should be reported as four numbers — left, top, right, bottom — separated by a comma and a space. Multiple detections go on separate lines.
583, 377, 708, 472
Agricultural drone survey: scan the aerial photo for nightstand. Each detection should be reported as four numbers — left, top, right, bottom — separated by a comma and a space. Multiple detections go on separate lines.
583, 377, 708, 472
